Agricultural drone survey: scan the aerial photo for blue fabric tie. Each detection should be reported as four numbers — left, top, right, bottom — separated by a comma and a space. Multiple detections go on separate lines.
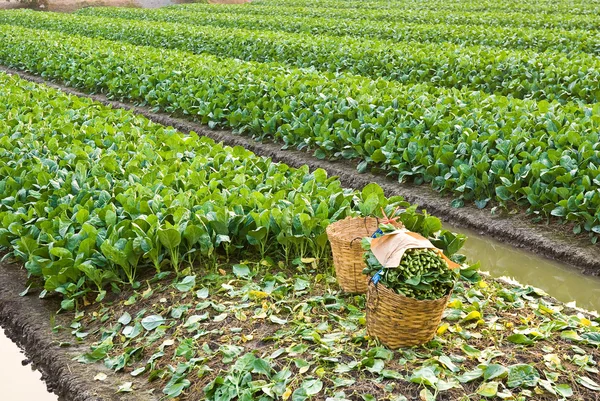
372, 269, 383, 285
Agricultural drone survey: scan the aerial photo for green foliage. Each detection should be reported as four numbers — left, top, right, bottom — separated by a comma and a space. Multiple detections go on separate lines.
2, 10, 600, 102
170, 1, 600, 31
363, 246, 457, 300
0, 73, 411, 301
0, 22, 598, 241
78, 4, 600, 56
70, 260, 600, 400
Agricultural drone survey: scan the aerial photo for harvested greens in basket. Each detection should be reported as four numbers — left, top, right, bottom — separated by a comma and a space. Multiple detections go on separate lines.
362, 229, 458, 300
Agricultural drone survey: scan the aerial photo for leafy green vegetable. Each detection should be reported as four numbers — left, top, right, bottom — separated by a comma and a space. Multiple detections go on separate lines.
0, 72, 412, 301
0, 21, 598, 242
363, 228, 458, 300
3, 10, 600, 103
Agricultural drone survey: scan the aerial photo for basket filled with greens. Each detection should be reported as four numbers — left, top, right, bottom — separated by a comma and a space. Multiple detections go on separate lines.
363, 226, 459, 348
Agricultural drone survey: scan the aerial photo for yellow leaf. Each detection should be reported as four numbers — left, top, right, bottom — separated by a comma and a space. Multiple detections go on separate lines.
437, 323, 449, 336
282, 388, 292, 400
543, 353, 562, 370
447, 299, 462, 309
463, 310, 482, 321
248, 290, 269, 300
580, 318, 591, 326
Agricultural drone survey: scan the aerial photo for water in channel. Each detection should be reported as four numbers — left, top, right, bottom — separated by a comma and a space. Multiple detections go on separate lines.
448, 224, 600, 313
0, 328, 61, 400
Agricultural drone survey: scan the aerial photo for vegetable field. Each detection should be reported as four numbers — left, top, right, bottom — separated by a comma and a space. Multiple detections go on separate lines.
0, 0, 599, 400
1, 69, 598, 401
1, 0, 600, 242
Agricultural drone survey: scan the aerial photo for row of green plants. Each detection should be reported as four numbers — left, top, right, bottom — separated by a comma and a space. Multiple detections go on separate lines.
5, 10, 600, 105
249, 0, 600, 15
1, 72, 465, 305
174, 2, 600, 31
1, 25, 598, 242
10, 12, 600, 105
78, 7, 600, 55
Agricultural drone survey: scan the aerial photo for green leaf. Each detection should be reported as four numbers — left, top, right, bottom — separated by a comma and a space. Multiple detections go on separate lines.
302, 379, 323, 396
577, 376, 600, 391
118, 312, 132, 326
233, 264, 251, 279
117, 382, 133, 393
507, 364, 540, 388
483, 364, 508, 381
269, 315, 287, 325
61, 299, 75, 311
291, 388, 308, 401
163, 380, 190, 398
141, 315, 165, 331
252, 358, 272, 377
175, 275, 196, 292
158, 228, 181, 250
477, 381, 499, 397
560, 330, 582, 342
196, 288, 209, 299
507, 333, 534, 345
457, 368, 484, 383
495, 186, 511, 201
409, 367, 438, 387
555, 384, 573, 398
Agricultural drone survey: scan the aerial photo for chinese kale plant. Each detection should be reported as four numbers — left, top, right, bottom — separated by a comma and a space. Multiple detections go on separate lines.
0, 73, 410, 304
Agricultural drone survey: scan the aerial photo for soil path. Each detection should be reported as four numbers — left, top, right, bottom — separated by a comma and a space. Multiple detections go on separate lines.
1, 66, 598, 276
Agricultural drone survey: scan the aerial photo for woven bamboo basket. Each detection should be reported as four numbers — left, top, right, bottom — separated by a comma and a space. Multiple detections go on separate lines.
326, 217, 381, 293
366, 279, 450, 348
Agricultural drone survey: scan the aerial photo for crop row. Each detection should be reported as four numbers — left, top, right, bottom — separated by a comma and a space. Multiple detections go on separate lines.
1, 25, 599, 238
174, 2, 600, 31
4, 10, 599, 105
250, 0, 600, 15
0, 71, 427, 302
76, 7, 600, 56
2, 25, 599, 239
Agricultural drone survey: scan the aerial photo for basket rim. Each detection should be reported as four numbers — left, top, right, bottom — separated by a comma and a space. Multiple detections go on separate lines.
326, 216, 380, 241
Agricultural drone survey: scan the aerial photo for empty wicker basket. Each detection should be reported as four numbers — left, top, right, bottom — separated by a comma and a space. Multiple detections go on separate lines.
326, 217, 381, 293
366, 280, 451, 348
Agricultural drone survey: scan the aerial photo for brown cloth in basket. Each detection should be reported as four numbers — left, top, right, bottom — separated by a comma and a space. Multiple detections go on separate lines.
370, 229, 459, 269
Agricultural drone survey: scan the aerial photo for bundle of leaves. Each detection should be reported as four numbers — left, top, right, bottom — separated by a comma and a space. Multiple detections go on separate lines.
363, 239, 457, 300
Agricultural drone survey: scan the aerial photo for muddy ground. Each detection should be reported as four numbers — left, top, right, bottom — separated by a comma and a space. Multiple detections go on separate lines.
0, 261, 159, 401
0, 66, 597, 276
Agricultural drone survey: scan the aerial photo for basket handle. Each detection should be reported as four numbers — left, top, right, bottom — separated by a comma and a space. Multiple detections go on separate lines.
364, 215, 380, 235
349, 236, 363, 246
